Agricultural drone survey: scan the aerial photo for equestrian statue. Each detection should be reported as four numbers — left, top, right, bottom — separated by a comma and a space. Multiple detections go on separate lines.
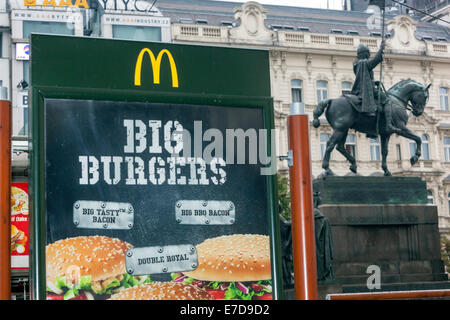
313, 40, 431, 177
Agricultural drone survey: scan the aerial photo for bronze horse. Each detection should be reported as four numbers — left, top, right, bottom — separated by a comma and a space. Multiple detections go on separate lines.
313, 80, 431, 176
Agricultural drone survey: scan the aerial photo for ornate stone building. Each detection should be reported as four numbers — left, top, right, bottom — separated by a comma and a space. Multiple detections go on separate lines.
155, 0, 450, 234
3, 0, 450, 234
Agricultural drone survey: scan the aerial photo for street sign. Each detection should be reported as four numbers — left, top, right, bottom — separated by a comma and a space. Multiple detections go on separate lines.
30, 34, 281, 300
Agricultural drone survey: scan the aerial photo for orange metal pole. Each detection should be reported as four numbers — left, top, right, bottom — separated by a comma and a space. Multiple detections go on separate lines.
0, 97, 12, 300
288, 112, 318, 300
327, 289, 450, 300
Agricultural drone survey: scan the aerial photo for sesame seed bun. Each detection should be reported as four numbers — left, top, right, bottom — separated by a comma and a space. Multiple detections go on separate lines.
108, 282, 214, 300
183, 234, 271, 282
46, 236, 133, 283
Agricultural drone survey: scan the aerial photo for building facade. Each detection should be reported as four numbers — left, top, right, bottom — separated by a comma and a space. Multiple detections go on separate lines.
155, 0, 450, 233
2, 0, 450, 234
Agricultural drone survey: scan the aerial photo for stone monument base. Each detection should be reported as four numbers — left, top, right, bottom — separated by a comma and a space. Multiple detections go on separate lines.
308, 176, 450, 299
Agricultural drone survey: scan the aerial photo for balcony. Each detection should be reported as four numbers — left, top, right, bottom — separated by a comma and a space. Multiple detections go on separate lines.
171, 23, 450, 59
173, 24, 227, 43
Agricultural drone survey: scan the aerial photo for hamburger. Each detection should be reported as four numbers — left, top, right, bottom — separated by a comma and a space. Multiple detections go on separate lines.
171, 234, 272, 300
11, 186, 28, 215
46, 236, 152, 300
108, 282, 214, 300
11, 225, 26, 251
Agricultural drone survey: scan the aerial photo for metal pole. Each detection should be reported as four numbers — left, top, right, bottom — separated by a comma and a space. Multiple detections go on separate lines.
376, 7, 385, 134
327, 289, 450, 300
287, 103, 318, 300
0, 87, 11, 300
378, 7, 385, 93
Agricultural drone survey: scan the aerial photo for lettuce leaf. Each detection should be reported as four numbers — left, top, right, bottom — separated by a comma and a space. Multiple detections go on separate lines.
143, 275, 152, 284
104, 279, 121, 294
63, 289, 78, 300
207, 281, 221, 290
47, 273, 150, 297
76, 276, 92, 291
224, 283, 254, 300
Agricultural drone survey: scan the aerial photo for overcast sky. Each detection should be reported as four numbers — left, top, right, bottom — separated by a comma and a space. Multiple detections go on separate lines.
213, 0, 344, 10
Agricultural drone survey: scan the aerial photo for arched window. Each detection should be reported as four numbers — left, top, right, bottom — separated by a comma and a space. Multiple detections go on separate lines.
370, 137, 381, 161
440, 87, 449, 111
341, 81, 352, 95
320, 133, 330, 160
291, 79, 303, 103
317, 80, 328, 102
427, 189, 434, 204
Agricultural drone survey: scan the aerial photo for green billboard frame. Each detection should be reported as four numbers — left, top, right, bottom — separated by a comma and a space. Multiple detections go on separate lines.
29, 34, 282, 300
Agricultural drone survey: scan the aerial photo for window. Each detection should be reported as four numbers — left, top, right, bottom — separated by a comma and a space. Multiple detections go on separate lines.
342, 81, 352, 95
422, 134, 430, 160
447, 192, 450, 212
0, 32, 2, 58
409, 141, 416, 159
440, 87, 449, 111
291, 79, 302, 103
448, 192, 450, 213
345, 134, 356, 158
23, 61, 29, 85
21, 105, 28, 136
444, 137, 450, 162
396, 144, 402, 160
179, 18, 194, 24
113, 25, 161, 41
317, 80, 328, 102
221, 21, 233, 27
23, 21, 74, 38
410, 135, 430, 160
370, 137, 381, 161
320, 133, 330, 160
427, 190, 434, 204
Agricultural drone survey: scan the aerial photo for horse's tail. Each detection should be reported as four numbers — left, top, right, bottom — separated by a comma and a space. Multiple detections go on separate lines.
313, 99, 331, 128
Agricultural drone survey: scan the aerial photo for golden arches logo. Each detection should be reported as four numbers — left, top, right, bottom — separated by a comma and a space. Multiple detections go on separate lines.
134, 48, 179, 88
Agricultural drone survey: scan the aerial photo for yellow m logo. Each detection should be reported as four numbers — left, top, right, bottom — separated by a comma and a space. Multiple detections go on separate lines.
134, 48, 179, 88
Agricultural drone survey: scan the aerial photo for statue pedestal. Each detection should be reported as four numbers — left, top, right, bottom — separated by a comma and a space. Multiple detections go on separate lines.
313, 176, 450, 296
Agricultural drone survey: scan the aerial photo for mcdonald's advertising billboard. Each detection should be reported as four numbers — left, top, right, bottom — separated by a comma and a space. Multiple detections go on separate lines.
30, 34, 281, 300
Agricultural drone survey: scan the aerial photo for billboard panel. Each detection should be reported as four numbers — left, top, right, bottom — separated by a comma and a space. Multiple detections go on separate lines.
11, 182, 29, 270
30, 34, 281, 300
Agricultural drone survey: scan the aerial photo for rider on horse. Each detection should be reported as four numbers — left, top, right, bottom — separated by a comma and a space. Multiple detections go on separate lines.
350, 41, 396, 134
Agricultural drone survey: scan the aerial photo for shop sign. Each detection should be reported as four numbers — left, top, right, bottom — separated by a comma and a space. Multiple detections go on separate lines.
16, 43, 30, 61
11, 182, 29, 270
23, 0, 161, 12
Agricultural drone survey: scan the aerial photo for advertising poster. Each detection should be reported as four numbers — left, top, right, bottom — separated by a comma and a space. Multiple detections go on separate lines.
44, 99, 273, 300
11, 182, 29, 269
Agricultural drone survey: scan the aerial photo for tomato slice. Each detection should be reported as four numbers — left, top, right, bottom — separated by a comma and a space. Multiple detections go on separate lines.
69, 293, 88, 300
253, 293, 272, 300
46, 292, 88, 300
205, 289, 226, 300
